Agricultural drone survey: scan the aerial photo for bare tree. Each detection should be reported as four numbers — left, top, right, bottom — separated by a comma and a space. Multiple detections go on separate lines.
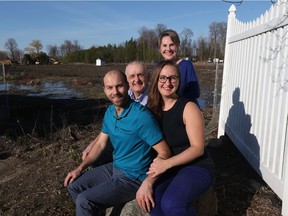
59, 40, 82, 57
31, 40, 43, 53
180, 28, 194, 57
209, 22, 227, 59
5, 38, 18, 61
154, 24, 168, 37
60, 40, 71, 57
209, 22, 219, 59
25, 40, 43, 58
138, 27, 157, 47
46, 44, 59, 59
137, 26, 158, 61
197, 36, 209, 61
72, 40, 82, 51
15, 49, 24, 64
217, 22, 227, 58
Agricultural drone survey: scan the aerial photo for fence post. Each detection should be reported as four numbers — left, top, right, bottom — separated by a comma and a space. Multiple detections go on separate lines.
2, 63, 5, 81
217, 4, 236, 137
0, 62, 10, 120
213, 61, 219, 116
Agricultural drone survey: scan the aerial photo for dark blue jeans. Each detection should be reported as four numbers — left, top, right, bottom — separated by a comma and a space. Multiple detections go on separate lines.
67, 163, 141, 216
150, 165, 213, 216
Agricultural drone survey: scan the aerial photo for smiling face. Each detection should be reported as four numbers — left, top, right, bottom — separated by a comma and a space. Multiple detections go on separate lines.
157, 64, 180, 98
125, 62, 148, 98
159, 36, 178, 61
103, 70, 129, 109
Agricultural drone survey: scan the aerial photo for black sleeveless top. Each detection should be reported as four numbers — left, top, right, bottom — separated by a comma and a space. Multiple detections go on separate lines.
161, 97, 214, 172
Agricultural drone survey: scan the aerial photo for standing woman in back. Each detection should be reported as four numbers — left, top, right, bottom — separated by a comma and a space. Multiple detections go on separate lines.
143, 60, 214, 216
157, 29, 200, 107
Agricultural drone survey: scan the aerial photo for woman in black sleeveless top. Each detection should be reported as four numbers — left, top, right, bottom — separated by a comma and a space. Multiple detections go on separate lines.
140, 60, 214, 216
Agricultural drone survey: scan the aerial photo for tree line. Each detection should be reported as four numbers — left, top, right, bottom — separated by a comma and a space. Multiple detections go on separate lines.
0, 22, 226, 65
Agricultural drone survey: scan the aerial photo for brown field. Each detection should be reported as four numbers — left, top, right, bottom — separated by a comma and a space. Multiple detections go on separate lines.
0, 63, 282, 215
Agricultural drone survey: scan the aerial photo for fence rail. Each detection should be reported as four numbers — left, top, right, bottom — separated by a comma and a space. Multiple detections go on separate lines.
218, 2, 288, 215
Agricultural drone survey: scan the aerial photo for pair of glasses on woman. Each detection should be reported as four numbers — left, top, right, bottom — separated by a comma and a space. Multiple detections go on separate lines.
158, 75, 179, 83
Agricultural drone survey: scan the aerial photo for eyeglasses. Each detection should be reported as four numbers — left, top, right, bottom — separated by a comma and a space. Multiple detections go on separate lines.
158, 75, 179, 83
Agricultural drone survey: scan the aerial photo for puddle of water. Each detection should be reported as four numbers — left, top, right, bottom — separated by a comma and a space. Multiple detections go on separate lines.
26, 81, 83, 99
0, 81, 207, 107
0, 81, 82, 99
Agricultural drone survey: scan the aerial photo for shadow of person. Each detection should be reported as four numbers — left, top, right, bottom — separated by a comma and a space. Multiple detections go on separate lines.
225, 87, 245, 135
209, 87, 263, 215
225, 87, 260, 175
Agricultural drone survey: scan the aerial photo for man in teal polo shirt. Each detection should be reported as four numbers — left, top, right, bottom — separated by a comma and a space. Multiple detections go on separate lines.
81, 61, 149, 165
64, 69, 171, 216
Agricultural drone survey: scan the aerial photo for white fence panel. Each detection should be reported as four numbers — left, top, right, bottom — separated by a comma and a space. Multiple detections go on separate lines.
218, 2, 288, 215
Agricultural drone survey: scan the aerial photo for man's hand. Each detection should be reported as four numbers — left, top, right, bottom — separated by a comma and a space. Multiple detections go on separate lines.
136, 180, 155, 212
82, 135, 99, 161
82, 143, 93, 161
64, 167, 82, 187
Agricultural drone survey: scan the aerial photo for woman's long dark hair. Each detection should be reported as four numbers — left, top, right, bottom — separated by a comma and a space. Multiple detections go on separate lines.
147, 60, 181, 120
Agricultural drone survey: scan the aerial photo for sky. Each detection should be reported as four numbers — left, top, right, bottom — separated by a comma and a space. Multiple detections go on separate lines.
0, 1, 274, 53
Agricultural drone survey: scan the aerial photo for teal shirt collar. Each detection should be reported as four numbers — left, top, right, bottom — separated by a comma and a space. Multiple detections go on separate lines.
113, 98, 133, 119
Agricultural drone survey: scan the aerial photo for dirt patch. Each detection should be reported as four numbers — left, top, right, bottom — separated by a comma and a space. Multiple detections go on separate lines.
0, 63, 282, 215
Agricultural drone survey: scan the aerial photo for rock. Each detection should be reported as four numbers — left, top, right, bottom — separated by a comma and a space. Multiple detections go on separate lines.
106, 187, 218, 216
106, 200, 148, 216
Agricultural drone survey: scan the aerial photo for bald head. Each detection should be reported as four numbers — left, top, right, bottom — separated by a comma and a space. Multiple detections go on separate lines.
103, 70, 129, 108
103, 70, 128, 87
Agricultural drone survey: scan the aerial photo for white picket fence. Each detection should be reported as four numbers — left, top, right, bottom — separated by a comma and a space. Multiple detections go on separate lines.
217, 1, 288, 215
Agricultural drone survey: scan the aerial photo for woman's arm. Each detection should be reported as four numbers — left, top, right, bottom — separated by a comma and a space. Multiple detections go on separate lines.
148, 102, 205, 176
136, 139, 171, 212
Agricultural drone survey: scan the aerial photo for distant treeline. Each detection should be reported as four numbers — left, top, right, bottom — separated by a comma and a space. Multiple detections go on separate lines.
1, 23, 226, 64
